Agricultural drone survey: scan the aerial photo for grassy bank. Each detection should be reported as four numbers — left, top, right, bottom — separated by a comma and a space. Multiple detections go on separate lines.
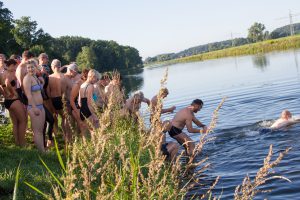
0, 125, 62, 199
146, 35, 300, 67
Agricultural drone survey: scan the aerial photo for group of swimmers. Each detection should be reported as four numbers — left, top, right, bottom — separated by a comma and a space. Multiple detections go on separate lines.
0, 51, 119, 152
0, 51, 299, 160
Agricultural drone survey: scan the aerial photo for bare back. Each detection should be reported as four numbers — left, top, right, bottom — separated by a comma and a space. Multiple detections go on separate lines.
171, 107, 194, 129
48, 72, 67, 98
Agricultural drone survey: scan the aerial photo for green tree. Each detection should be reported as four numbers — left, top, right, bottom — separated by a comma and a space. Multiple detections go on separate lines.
0, 1, 17, 54
247, 22, 267, 43
56, 36, 92, 63
76, 46, 97, 70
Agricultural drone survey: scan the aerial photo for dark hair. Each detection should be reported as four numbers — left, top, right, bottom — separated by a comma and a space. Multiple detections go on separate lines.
191, 99, 203, 106
22, 50, 34, 59
4, 59, 17, 66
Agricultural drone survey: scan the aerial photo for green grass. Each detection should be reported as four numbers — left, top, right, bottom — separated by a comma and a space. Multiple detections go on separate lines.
0, 124, 63, 200
146, 35, 300, 67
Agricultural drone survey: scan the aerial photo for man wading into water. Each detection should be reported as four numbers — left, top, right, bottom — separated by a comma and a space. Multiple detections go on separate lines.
168, 99, 207, 156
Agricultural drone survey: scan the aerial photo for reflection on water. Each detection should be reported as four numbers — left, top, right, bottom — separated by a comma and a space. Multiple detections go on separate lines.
252, 54, 269, 71
133, 49, 300, 200
119, 67, 144, 95
293, 50, 299, 73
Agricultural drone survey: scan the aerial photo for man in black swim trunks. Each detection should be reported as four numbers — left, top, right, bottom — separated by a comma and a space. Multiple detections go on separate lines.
48, 59, 69, 139
168, 99, 207, 156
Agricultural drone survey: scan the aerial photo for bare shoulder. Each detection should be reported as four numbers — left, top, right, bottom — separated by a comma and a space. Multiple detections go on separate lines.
23, 74, 31, 83
151, 95, 158, 104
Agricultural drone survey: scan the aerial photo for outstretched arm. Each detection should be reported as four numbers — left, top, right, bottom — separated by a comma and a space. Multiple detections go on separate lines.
142, 97, 151, 106
161, 106, 176, 114
192, 115, 207, 132
186, 118, 202, 133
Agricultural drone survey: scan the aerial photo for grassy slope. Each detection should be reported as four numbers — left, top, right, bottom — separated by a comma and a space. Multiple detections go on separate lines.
145, 35, 300, 67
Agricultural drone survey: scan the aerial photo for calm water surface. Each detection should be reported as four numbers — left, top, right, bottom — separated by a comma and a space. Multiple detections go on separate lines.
137, 50, 300, 199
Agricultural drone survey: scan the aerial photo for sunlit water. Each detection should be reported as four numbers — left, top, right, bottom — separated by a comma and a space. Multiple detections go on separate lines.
135, 50, 300, 199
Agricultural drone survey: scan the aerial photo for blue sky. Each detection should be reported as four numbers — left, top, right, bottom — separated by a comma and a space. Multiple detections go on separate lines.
3, 0, 300, 59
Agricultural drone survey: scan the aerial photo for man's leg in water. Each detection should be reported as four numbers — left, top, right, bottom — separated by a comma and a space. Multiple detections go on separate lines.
173, 132, 195, 156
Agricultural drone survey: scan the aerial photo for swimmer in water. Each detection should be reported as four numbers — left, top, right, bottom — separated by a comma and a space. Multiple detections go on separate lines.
270, 110, 300, 130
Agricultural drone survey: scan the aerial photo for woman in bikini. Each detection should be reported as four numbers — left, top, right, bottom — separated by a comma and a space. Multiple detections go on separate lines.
1, 59, 27, 146
23, 59, 46, 152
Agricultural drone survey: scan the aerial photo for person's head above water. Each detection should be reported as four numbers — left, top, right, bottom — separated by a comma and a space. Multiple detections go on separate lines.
281, 110, 292, 120
191, 99, 203, 113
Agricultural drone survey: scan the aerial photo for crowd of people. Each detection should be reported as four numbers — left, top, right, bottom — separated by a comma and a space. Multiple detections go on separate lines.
1, 51, 298, 161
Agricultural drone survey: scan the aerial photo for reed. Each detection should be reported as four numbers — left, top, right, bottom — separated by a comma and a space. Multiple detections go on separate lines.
234, 145, 291, 200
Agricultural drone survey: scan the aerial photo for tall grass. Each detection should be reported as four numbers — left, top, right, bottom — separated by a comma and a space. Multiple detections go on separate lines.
234, 145, 291, 200
146, 35, 300, 67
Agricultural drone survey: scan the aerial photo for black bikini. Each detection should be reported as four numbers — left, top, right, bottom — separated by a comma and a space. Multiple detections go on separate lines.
4, 79, 19, 109
4, 99, 18, 109
80, 84, 92, 121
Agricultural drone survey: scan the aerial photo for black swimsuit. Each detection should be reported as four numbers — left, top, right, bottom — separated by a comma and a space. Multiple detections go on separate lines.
168, 126, 183, 137
51, 96, 63, 110
4, 99, 18, 109
80, 84, 92, 121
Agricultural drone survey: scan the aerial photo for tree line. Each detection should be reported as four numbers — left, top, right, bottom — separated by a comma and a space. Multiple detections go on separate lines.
0, 1, 143, 72
145, 22, 300, 64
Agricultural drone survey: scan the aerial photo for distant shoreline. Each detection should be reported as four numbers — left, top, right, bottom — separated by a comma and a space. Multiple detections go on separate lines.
145, 35, 300, 67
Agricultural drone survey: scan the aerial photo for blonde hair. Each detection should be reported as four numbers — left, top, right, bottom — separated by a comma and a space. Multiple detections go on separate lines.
88, 69, 98, 78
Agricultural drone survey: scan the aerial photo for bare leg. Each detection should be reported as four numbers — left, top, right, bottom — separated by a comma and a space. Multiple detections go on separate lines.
72, 109, 85, 137
9, 110, 19, 146
11, 100, 27, 146
173, 132, 195, 156
29, 109, 46, 152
